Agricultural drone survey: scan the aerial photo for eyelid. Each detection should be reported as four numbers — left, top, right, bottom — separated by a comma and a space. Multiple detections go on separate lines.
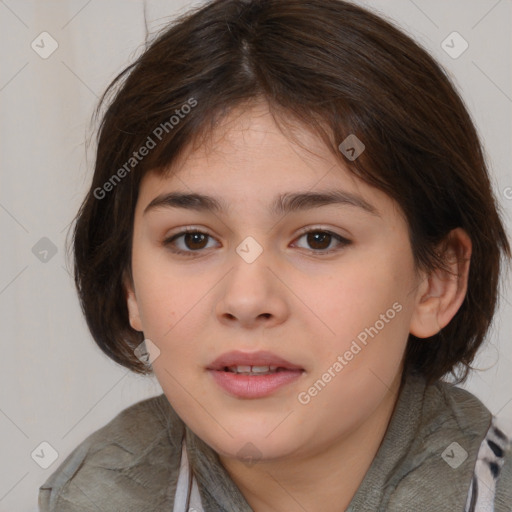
162, 225, 352, 256
295, 225, 347, 237
162, 226, 218, 247
292, 226, 352, 253
164, 224, 349, 239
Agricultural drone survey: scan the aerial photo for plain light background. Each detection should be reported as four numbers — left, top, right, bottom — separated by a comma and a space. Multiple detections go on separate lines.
0, 1, 511, 510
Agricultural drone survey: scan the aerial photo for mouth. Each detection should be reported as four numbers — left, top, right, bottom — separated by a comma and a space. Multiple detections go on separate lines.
207, 350, 304, 372
220, 365, 296, 375
207, 350, 305, 398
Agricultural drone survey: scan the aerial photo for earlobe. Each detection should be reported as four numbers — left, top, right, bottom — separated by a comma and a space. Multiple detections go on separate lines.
124, 277, 143, 332
409, 228, 472, 339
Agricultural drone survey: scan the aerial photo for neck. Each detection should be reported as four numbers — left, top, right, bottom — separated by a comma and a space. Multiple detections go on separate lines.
219, 373, 403, 512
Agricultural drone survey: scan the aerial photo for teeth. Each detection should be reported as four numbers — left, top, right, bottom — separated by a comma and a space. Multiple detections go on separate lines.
226, 365, 280, 374
235, 365, 252, 373
251, 365, 272, 373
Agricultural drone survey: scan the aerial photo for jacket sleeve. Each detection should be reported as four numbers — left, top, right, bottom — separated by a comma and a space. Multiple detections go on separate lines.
38, 394, 182, 512
38, 435, 98, 512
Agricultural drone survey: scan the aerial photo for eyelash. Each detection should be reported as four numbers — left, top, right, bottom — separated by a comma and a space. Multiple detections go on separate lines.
162, 226, 351, 257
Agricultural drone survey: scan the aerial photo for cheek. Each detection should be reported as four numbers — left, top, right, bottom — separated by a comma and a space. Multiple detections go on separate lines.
130, 252, 218, 372
131, 244, 192, 334
133, 270, 175, 335
320, 257, 407, 330
312, 254, 414, 378
296, 273, 411, 432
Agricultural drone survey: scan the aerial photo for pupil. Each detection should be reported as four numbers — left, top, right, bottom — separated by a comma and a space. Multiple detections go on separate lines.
183, 232, 331, 251
308, 232, 330, 250
185, 233, 206, 250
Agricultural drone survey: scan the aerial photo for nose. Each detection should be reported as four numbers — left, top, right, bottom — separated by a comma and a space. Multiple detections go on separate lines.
215, 248, 289, 330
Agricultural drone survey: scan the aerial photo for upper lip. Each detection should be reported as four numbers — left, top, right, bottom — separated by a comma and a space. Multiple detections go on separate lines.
207, 350, 304, 371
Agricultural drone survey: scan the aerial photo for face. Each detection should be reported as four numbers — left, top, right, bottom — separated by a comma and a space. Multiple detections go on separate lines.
126, 100, 426, 463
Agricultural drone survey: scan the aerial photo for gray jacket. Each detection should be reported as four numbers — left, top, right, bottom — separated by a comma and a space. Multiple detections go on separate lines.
39, 373, 512, 511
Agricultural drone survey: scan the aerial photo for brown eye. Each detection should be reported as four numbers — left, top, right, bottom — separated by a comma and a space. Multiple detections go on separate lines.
163, 227, 351, 257
163, 229, 218, 255
182, 232, 208, 250
306, 232, 331, 250
294, 229, 351, 254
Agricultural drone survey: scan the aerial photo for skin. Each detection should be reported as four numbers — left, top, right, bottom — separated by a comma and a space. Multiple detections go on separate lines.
125, 99, 472, 512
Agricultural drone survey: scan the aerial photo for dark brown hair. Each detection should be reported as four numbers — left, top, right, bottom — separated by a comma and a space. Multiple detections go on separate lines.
72, 0, 511, 385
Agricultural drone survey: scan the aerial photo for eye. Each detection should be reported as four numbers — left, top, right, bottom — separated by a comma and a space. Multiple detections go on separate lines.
292, 228, 351, 254
162, 227, 351, 257
163, 228, 218, 255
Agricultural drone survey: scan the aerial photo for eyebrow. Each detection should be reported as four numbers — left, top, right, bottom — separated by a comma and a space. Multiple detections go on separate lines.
143, 189, 380, 217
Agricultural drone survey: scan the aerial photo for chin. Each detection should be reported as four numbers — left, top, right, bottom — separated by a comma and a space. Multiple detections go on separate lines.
195, 422, 304, 463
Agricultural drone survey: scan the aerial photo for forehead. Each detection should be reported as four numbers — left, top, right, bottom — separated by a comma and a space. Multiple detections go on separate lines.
169, 102, 340, 180
137, 101, 401, 221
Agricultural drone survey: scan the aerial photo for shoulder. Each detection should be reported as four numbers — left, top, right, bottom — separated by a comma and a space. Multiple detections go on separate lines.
422, 378, 494, 438
430, 378, 490, 417
428, 378, 512, 512
38, 393, 184, 512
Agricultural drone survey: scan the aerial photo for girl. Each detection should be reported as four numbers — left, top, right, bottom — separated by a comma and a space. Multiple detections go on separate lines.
39, 0, 511, 510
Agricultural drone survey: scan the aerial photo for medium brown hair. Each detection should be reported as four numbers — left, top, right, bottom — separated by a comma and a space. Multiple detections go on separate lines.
72, 0, 511, 385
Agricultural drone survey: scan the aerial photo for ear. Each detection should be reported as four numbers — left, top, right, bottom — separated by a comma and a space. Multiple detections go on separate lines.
124, 271, 143, 332
409, 228, 472, 338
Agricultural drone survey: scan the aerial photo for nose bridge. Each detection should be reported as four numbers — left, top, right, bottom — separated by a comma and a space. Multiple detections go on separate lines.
228, 234, 272, 296
217, 234, 286, 325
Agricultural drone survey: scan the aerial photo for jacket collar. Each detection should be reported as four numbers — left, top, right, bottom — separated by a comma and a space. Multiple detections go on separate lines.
345, 372, 491, 510
182, 372, 492, 511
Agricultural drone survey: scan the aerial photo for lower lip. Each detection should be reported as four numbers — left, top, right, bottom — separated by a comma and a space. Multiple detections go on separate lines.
208, 369, 304, 398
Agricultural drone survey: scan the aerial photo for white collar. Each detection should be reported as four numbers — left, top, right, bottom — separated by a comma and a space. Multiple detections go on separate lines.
173, 439, 205, 512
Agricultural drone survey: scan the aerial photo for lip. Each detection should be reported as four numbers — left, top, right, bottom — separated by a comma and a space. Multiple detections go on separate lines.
207, 350, 305, 399
207, 350, 303, 371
